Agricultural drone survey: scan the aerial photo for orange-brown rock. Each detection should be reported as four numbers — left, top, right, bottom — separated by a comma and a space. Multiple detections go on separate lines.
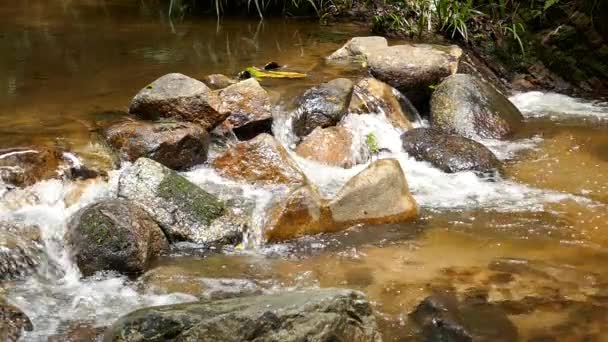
295, 126, 354, 168
348, 78, 418, 131
214, 78, 273, 140
264, 159, 418, 242
212, 134, 307, 187
0, 147, 64, 187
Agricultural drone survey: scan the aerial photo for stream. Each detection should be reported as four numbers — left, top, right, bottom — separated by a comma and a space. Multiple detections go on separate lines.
1, 1, 608, 341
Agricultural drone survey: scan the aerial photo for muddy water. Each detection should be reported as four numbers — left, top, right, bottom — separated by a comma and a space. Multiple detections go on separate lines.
1, 1, 608, 341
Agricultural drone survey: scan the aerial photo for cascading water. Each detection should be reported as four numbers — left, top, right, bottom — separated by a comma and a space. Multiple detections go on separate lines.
1, 90, 607, 340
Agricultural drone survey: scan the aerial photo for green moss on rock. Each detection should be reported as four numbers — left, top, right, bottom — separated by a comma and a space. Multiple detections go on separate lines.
157, 171, 225, 226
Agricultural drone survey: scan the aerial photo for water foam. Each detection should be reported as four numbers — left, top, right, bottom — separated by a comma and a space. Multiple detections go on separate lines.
510, 91, 608, 119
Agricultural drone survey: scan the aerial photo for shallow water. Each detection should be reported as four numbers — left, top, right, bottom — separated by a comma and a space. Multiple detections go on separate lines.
1, 1, 608, 341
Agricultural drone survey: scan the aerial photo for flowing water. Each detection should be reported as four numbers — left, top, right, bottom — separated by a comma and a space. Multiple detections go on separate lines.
1, 1, 608, 341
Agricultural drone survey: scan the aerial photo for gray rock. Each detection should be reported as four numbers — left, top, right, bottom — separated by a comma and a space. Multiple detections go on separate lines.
430, 74, 524, 139
118, 158, 240, 244
0, 222, 43, 282
128, 73, 226, 131
327, 36, 389, 62
0, 298, 33, 342
401, 128, 501, 174
292, 78, 354, 138
103, 288, 382, 342
103, 119, 210, 170
65, 199, 169, 277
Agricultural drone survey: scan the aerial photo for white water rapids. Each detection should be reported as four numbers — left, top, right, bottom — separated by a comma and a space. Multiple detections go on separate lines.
1, 91, 607, 340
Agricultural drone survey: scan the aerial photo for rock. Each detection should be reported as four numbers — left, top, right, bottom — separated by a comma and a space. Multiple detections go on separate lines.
264, 186, 328, 242
65, 199, 169, 277
368, 44, 462, 98
47, 321, 105, 342
348, 78, 419, 131
265, 159, 418, 242
214, 78, 273, 141
212, 134, 308, 187
292, 78, 354, 138
0, 147, 65, 187
103, 288, 381, 342
329, 159, 417, 226
430, 74, 524, 139
401, 128, 501, 174
410, 291, 518, 342
128, 73, 226, 131
201, 74, 236, 90
118, 158, 239, 244
327, 36, 389, 62
0, 299, 33, 342
0, 223, 43, 282
295, 126, 355, 168
103, 119, 210, 170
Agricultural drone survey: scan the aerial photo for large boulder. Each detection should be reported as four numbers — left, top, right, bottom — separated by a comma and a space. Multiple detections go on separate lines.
264, 159, 418, 242
0, 147, 65, 187
327, 36, 389, 62
212, 133, 308, 187
128, 73, 226, 131
401, 128, 501, 174
292, 78, 354, 138
0, 223, 43, 282
295, 126, 355, 168
214, 78, 273, 140
368, 44, 462, 107
1, 299, 33, 342
348, 78, 419, 131
118, 158, 240, 244
103, 119, 210, 170
104, 288, 381, 342
65, 199, 169, 277
328, 159, 417, 225
430, 74, 524, 139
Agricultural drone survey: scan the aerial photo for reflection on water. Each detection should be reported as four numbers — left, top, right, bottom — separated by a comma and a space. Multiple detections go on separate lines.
0, 0, 364, 148
1, 1, 608, 342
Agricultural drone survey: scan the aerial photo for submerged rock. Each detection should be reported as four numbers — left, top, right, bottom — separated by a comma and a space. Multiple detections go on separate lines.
128, 73, 226, 131
0, 222, 43, 282
295, 126, 355, 168
327, 36, 389, 62
265, 159, 418, 242
118, 158, 239, 244
104, 119, 210, 170
214, 78, 273, 140
65, 199, 169, 277
401, 128, 501, 174
104, 288, 381, 342
292, 78, 354, 138
368, 44, 462, 94
410, 291, 518, 342
212, 133, 308, 187
431, 74, 524, 139
348, 77, 419, 131
0, 147, 64, 187
201, 74, 236, 90
0, 298, 33, 342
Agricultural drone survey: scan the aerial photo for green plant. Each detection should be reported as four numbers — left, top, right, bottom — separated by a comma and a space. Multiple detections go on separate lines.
503, 22, 526, 56
366, 133, 380, 154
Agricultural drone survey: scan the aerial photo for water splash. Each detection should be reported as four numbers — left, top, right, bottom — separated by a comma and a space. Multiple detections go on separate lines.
510, 91, 608, 119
